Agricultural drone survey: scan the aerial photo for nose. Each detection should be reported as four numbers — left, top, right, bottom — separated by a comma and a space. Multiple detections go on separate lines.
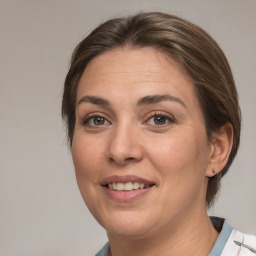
106, 123, 144, 166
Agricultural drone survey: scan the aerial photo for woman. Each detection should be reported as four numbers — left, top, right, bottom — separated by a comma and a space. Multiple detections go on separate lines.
62, 12, 255, 256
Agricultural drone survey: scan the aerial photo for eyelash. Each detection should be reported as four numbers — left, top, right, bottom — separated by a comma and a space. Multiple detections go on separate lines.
81, 111, 175, 128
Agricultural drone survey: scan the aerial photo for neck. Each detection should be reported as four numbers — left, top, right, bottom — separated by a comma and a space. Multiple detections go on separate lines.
107, 211, 219, 256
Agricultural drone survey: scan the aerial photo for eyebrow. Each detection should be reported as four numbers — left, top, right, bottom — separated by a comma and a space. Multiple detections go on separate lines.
137, 94, 186, 108
77, 95, 110, 106
77, 94, 186, 108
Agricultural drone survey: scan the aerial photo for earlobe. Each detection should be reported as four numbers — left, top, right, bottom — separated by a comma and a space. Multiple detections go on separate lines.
206, 123, 233, 177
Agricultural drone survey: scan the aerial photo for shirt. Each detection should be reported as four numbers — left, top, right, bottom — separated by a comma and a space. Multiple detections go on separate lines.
95, 217, 256, 256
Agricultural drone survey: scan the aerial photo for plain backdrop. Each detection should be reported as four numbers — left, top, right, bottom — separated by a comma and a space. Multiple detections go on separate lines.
0, 0, 255, 255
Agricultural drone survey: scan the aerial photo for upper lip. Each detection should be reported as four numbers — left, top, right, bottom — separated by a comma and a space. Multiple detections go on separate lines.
102, 175, 154, 186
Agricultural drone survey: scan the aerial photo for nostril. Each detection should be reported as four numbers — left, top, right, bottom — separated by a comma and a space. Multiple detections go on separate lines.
125, 157, 135, 161
108, 157, 115, 163
123, 157, 138, 164
107, 156, 137, 165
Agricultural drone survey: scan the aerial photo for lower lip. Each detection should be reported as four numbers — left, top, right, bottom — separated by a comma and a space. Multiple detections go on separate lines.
102, 186, 154, 202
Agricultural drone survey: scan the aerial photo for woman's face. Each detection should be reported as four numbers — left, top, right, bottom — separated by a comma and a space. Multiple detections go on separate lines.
72, 47, 214, 238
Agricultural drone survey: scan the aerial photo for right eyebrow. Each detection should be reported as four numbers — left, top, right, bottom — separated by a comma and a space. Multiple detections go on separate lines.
77, 95, 110, 106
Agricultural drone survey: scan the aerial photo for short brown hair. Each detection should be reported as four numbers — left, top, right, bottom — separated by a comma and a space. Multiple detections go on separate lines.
62, 12, 241, 207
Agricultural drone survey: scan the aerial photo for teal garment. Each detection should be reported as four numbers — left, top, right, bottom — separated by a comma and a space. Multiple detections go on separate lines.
95, 217, 232, 256
95, 242, 110, 256
208, 217, 233, 256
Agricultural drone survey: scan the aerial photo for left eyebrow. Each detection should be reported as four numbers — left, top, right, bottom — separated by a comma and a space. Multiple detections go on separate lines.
137, 94, 187, 108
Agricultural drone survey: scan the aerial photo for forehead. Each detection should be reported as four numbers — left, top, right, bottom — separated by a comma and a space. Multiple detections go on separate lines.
80, 47, 190, 81
76, 47, 197, 107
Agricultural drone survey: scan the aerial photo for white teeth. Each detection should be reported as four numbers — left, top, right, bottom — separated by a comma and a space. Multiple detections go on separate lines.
107, 182, 152, 191
124, 182, 133, 191
112, 183, 117, 190
116, 183, 124, 190
133, 182, 140, 189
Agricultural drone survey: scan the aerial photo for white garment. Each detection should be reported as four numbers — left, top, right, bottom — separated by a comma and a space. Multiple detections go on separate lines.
221, 229, 256, 256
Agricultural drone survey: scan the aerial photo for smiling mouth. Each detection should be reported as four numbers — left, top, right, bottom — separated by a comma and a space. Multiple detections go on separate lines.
105, 182, 154, 191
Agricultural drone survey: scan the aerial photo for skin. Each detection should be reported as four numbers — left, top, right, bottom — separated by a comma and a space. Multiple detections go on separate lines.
72, 47, 233, 256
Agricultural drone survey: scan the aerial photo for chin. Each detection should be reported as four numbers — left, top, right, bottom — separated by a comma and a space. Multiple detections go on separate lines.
106, 223, 154, 239
98, 210, 156, 239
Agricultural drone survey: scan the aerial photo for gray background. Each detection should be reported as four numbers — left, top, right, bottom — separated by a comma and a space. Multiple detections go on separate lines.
0, 0, 255, 255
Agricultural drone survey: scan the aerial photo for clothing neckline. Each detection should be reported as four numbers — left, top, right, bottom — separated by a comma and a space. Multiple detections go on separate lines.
209, 217, 232, 255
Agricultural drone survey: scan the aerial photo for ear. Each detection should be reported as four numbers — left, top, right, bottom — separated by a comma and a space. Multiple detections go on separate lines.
206, 123, 233, 177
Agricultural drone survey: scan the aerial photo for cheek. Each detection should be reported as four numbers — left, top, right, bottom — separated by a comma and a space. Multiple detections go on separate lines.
147, 130, 210, 185
150, 134, 199, 166
71, 134, 105, 186
148, 132, 210, 212
71, 133, 109, 218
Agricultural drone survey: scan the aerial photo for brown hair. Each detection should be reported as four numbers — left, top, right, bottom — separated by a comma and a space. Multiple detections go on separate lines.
62, 12, 241, 207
